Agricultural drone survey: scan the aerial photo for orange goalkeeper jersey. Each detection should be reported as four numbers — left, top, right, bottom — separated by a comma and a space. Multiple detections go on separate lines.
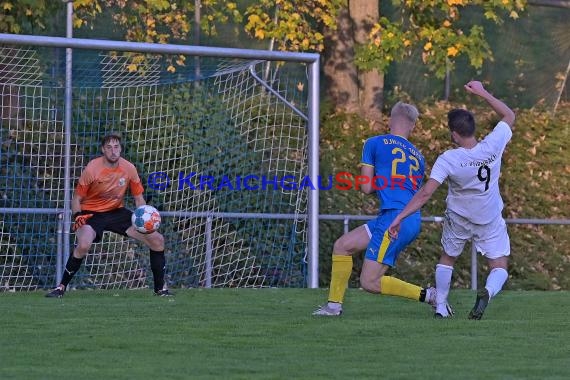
75, 157, 144, 212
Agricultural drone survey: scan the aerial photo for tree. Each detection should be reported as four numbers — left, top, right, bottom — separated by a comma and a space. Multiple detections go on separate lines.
321, 2, 384, 121
0, 1, 241, 72
72, 0, 242, 72
245, 0, 527, 121
356, 1, 527, 81
72, 0, 242, 40
0, 0, 61, 34
1, 0, 528, 121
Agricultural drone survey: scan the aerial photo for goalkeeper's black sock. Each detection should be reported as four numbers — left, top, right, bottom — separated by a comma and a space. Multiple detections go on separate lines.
61, 255, 84, 288
149, 250, 166, 292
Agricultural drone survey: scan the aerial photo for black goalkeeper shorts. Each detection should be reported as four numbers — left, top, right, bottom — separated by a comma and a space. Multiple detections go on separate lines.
83, 208, 133, 243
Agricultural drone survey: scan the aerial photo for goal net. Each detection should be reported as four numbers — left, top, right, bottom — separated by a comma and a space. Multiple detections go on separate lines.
0, 43, 313, 290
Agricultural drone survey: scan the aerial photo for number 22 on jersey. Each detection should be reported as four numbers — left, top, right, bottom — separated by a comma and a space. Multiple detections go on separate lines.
391, 147, 420, 187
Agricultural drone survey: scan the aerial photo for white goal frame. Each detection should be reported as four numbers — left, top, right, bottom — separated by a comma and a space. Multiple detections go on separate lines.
0, 32, 321, 289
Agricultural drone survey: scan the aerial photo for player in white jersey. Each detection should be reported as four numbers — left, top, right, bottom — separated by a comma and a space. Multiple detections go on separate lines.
387, 80, 515, 320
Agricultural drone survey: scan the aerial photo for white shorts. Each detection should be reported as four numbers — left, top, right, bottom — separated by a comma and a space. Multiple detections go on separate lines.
441, 210, 510, 259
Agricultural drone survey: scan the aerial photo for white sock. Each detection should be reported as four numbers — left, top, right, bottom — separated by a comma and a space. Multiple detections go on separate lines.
485, 268, 508, 299
425, 287, 435, 303
327, 301, 342, 310
435, 264, 453, 305
435, 303, 451, 317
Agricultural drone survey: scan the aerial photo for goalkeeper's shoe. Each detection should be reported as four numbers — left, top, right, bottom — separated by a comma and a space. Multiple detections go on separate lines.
312, 303, 342, 316
468, 288, 490, 320
434, 302, 455, 319
45, 286, 65, 298
154, 289, 174, 297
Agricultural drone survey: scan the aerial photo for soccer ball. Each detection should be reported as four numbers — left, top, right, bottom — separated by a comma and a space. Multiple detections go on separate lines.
131, 205, 161, 234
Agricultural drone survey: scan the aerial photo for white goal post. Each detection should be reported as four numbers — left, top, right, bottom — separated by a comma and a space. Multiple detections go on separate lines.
0, 32, 320, 290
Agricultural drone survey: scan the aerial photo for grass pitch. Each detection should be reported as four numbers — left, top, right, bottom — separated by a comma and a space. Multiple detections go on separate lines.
1, 288, 569, 380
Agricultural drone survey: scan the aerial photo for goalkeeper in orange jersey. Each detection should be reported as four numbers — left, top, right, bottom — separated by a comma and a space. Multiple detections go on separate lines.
45, 133, 172, 298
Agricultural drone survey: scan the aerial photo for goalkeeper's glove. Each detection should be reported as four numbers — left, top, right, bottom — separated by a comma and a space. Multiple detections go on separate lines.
72, 211, 93, 232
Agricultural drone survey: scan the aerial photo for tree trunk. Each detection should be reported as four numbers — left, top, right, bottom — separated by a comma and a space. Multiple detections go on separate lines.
349, 0, 384, 123
323, 7, 359, 113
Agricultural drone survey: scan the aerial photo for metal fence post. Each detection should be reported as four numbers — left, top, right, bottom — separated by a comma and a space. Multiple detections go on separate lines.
56, 213, 64, 286
343, 216, 349, 235
205, 215, 213, 288
471, 241, 478, 290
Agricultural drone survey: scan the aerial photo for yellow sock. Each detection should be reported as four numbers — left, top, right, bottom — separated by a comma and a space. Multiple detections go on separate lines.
328, 255, 353, 304
380, 276, 421, 301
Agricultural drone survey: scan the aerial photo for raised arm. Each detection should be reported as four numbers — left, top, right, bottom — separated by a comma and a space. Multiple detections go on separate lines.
464, 81, 515, 127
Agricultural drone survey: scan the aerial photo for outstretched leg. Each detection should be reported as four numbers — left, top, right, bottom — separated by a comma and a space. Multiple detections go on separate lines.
313, 225, 369, 316
359, 212, 433, 306
128, 227, 172, 296
361, 259, 434, 304
46, 225, 96, 298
